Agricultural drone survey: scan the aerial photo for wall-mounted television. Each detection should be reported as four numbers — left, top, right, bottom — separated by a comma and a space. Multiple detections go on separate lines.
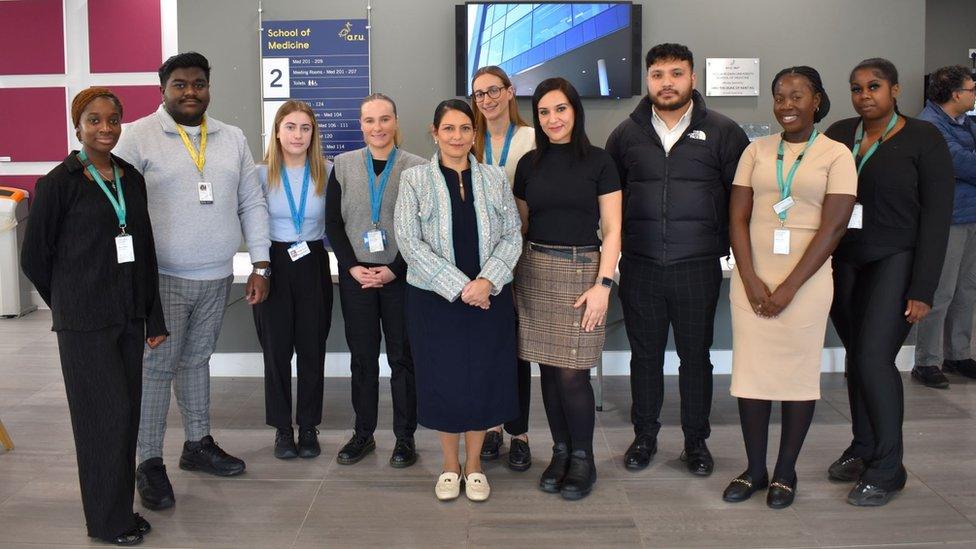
455, 2, 642, 99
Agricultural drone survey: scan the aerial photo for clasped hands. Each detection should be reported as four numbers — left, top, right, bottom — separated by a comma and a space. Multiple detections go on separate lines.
744, 275, 796, 318
349, 265, 397, 289
461, 278, 493, 309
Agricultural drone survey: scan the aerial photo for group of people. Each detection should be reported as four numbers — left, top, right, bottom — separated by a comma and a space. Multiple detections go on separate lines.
18, 42, 974, 545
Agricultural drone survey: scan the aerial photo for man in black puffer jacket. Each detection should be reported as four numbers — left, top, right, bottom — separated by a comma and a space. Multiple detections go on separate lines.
606, 43, 749, 477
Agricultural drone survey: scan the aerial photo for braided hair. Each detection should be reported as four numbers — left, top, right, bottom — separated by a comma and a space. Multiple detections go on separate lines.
771, 66, 831, 123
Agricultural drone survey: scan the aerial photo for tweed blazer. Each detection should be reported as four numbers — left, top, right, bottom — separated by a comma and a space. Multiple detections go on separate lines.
394, 153, 522, 302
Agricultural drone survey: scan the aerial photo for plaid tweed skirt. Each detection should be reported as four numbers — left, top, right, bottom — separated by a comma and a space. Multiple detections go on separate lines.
514, 243, 605, 370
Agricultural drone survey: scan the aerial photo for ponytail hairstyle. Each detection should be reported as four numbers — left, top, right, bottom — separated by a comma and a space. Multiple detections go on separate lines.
850, 57, 901, 114
470, 66, 529, 162
360, 92, 402, 146
262, 100, 327, 195
771, 65, 831, 123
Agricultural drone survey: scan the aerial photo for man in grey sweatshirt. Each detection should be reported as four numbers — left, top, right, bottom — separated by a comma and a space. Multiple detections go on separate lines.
114, 52, 271, 512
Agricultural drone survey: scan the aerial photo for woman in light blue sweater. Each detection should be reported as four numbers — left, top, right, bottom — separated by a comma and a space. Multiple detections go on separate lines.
394, 99, 522, 502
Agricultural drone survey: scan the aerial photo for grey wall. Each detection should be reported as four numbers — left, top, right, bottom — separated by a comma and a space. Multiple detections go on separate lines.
180, 0, 927, 161
180, 0, 934, 353
925, 0, 976, 73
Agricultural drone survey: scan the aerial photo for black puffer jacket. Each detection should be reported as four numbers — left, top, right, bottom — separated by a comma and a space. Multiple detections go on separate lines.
605, 91, 749, 264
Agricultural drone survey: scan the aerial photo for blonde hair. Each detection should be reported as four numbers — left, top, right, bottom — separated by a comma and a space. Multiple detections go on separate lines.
262, 100, 327, 195
470, 66, 529, 162
360, 93, 401, 147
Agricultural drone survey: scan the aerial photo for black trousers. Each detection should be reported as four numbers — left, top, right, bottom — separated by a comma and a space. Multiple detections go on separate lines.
57, 319, 144, 540
254, 241, 333, 429
830, 250, 913, 488
503, 358, 531, 436
619, 255, 722, 441
338, 266, 417, 440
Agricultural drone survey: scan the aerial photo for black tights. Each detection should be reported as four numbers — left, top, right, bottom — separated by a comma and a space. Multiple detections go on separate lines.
738, 398, 816, 482
540, 365, 595, 454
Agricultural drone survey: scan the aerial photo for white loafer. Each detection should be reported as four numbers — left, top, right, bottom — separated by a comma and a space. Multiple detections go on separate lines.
464, 472, 490, 502
435, 471, 462, 501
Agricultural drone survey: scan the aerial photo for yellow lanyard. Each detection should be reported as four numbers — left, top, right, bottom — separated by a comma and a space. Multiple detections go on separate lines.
175, 118, 208, 175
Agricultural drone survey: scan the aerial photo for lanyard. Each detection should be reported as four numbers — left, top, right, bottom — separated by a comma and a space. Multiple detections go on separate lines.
175, 117, 208, 175
776, 129, 819, 223
280, 161, 311, 238
365, 147, 398, 226
852, 111, 898, 175
78, 150, 127, 231
484, 123, 515, 167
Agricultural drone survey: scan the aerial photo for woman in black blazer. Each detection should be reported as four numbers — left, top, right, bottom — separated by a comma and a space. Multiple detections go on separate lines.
21, 88, 168, 546
824, 59, 954, 507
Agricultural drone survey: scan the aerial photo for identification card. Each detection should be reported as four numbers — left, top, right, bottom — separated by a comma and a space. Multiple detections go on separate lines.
773, 228, 791, 255
115, 234, 135, 263
363, 228, 387, 253
197, 181, 214, 204
848, 203, 863, 229
772, 196, 795, 216
288, 241, 311, 261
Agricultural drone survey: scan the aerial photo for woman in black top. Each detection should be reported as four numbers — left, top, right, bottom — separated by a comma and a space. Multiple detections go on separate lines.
21, 88, 167, 545
513, 78, 622, 500
824, 58, 954, 506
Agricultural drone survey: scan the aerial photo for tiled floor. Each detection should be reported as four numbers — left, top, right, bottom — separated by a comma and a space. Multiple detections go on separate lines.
1, 311, 975, 548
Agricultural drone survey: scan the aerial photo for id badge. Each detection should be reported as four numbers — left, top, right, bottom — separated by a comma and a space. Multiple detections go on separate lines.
772, 196, 795, 216
773, 228, 791, 255
115, 234, 135, 263
198, 181, 214, 204
363, 228, 387, 253
848, 203, 863, 229
288, 241, 311, 261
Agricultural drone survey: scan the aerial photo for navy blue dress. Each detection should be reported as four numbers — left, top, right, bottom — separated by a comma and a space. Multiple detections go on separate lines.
405, 164, 518, 433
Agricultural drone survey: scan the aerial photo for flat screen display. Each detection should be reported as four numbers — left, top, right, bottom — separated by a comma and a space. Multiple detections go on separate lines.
458, 2, 640, 98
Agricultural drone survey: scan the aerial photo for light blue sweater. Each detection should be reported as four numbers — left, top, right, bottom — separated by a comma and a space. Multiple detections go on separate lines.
115, 105, 270, 280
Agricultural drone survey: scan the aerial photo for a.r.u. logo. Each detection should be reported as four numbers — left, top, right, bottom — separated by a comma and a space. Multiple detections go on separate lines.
338, 22, 352, 37
338, 21, 365, 41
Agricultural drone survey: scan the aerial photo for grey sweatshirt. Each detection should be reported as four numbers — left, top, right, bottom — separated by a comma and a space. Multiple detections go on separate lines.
115, 105, 270, 280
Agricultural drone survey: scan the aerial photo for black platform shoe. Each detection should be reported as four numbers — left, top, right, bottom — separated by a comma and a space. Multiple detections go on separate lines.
539, 442, 570, 493
480, 430, 503, 460
508, 437, 532, 472
560, 449, 596, 500
722, 472, 769, 503
336, 434, 375, 465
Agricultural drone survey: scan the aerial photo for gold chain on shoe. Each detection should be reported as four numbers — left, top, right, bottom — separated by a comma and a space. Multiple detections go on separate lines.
770, 481, 794, 493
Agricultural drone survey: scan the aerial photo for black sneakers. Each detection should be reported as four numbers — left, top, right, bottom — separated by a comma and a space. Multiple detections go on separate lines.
297, 426, 321, 459
944, 358, 976, 379
179, 435, 246, 476
911, 365, 950, 389
274, 427, 298, 460
135, 457, 175, 511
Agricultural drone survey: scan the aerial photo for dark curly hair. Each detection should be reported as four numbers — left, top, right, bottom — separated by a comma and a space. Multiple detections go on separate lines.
645, 43, 694, 70
927, 65, 974, 104
771, 66, 831, 123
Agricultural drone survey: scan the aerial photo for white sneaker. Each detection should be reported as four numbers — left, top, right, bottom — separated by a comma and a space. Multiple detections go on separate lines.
464, 472, 490, 502
435, 471, 462, 501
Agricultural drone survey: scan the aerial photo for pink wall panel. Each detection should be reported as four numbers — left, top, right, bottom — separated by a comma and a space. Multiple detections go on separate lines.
111, 85, 161, 123
88, 0, 163, 73
0, 0, 65, 75
0, 88, 68, 162
0, 176, 43, 203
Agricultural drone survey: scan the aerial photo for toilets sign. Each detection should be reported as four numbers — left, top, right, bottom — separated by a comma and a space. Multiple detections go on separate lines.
261, 19, 370, 158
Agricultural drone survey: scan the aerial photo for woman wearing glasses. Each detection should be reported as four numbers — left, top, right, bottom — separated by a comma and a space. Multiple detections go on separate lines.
470, 66, 536, 470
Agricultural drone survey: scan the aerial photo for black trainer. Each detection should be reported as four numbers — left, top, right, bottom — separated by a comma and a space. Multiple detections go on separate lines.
944, 358, 976, 379
297, 426, 321, 459
336, 434, 375, 465
911, 365, 950, 388
135, 457, 175, 511
179, 435, 246, 476
274, 427, 298, 459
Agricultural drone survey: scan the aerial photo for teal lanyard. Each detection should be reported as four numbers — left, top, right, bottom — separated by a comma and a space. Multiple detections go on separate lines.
852, 111, 899, 175
280, 160, 311, 239
775, 129, 819, 223
365, 147, 398, 227
78, 150, 126, 231
484, 123, 515, 167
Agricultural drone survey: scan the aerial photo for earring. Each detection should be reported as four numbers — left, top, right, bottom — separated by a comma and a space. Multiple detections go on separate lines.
434, 139, 439, 144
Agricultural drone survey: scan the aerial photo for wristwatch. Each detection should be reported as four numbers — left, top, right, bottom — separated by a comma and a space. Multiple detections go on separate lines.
252, 266, 271, 279
599, 276, 615, 289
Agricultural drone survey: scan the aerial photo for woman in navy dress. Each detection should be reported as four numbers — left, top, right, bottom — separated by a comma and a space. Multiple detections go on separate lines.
395, 99, 523, 502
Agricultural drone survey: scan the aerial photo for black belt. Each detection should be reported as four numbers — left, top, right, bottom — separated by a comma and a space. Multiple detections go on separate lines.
529, 242, 599, 263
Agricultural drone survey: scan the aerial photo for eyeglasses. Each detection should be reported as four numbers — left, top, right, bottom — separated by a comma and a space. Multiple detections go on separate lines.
471, 86, 505, 102
958, 86, 976, 94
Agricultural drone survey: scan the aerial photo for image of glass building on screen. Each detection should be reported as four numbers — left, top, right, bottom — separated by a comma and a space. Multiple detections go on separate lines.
466, 2, 634, 98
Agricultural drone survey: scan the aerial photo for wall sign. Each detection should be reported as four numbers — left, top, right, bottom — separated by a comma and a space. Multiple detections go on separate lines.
261, 19, 370, 159
705, 58, 760, 97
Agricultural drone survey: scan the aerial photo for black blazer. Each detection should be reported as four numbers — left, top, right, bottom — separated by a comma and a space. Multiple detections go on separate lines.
21, 152, 167, 336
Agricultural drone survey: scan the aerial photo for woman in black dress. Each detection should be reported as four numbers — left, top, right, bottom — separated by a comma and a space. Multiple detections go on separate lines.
21, 87, 168, 545
513, 78, 622, 500
395, 100, 522, 502
824, 58, 954, 506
